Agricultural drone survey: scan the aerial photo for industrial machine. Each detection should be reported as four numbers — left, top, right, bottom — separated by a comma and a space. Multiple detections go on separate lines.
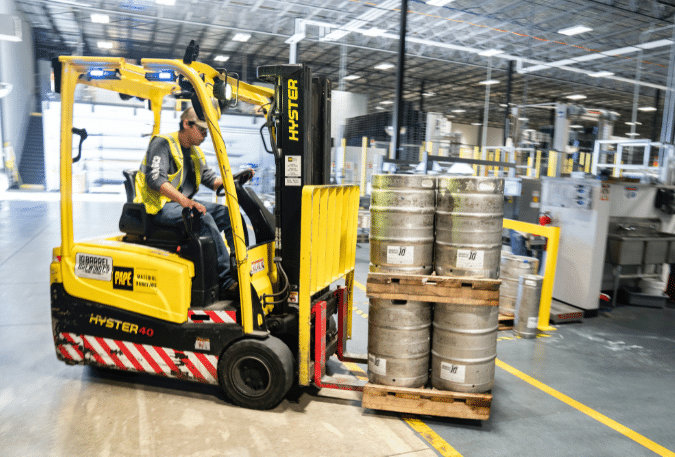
50, 43, 363, 410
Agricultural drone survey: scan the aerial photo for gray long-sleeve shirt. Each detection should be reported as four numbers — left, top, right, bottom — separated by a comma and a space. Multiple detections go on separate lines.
145, 136, 218, 199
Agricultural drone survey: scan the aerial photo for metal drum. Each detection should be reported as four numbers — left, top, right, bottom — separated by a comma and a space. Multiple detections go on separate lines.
499, 254, 539, 316
370, 174, 436, 274
368, 298, 431, 388
514, 274, 544, 339
431, 302, 498, 393
435, 177, 504, 278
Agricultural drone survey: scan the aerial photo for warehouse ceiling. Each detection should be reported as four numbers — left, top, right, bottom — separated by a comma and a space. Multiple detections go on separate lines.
12, 0, 675, 140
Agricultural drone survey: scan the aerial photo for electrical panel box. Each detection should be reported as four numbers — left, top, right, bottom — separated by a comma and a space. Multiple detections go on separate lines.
543, 181, 593, 210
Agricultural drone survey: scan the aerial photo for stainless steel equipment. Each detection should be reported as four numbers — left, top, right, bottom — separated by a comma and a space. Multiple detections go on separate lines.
435, 176, 504, 278
430, 302, 498, 393
367, 298, 431, 388
369, 174, 436, 274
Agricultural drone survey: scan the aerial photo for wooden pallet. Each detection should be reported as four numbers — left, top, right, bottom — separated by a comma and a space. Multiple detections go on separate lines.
366, 272, 500, 305
498, 313, 514, 330
362, 383, 492, 420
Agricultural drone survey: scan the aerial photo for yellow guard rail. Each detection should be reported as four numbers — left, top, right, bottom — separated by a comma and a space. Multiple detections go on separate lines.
503, 219, 560, 331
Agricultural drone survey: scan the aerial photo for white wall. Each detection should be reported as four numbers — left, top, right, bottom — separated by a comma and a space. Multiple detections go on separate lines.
0, 1, 35, 167
451, 123, 504, 148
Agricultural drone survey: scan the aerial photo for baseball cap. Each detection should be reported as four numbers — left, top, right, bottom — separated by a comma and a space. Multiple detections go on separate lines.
181, 107, 208, 129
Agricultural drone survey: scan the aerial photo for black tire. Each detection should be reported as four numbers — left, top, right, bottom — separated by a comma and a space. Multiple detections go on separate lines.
218, 336, 294, 410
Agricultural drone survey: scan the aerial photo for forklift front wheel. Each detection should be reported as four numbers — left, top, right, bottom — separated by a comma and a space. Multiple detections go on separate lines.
218, 336, 294, 410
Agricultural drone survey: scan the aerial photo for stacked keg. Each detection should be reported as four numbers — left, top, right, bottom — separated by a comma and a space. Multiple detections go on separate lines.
369, 174, 436, 274
431, 177, 504, 393
368, 174, 435, 387
367, 174, 504, 393
499, 253, 539, 316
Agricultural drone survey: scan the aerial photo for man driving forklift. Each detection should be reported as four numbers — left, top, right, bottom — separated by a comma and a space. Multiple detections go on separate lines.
134, 106, 239, 294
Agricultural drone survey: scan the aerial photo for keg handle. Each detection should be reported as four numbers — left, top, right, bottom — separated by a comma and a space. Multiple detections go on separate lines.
392, 299, 408, 305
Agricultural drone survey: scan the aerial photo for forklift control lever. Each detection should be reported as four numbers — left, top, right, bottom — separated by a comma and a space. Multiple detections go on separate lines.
216, 169, 255, 196
71, 127, 88, 163
181, 207, 202, 235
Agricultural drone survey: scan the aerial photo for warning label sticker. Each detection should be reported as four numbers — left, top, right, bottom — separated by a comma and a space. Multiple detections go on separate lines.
527, 317, 538, 329
456, 249, 484, 269
285, 156, 301, 177
285, 177, 301, 186
440, 362, 465, 382
386, 246, 415, 265
368, 354, 387, 376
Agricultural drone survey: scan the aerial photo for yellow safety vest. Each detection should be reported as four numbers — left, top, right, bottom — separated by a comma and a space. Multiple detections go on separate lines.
134, 132, 207, 215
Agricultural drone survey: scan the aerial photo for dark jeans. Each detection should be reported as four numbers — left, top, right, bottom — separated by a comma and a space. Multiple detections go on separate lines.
154, 201, 235, 287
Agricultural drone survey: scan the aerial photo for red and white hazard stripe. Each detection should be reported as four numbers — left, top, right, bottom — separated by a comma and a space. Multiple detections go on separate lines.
188, 309, 237, 324
56, 332, 219, 384
55, 332, 84, 363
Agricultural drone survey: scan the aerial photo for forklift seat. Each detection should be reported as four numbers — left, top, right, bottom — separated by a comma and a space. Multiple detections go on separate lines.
118, 170, 187, 248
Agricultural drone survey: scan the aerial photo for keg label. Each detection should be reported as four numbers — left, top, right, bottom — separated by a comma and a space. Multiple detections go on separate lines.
386, 245, 414, 265
368, 354, 387, 375
75, 253, 112, 281
440, 362, 466, 382
527, 316, 538, 329
456, 249, 484, 269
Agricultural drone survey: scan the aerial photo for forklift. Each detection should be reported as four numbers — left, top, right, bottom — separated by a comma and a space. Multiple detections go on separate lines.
50, 42, 364, 410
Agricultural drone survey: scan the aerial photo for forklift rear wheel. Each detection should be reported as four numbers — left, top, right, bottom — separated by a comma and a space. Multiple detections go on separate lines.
218, 336, 294, 410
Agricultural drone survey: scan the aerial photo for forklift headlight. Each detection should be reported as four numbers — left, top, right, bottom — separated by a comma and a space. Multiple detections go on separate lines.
84, 68, 120, 80
145, 70, 177, 82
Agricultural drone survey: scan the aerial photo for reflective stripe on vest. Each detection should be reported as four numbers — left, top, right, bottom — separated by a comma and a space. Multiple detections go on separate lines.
134, 132, 207, 215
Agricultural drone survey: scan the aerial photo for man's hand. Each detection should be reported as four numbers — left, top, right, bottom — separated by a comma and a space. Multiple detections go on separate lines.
183, 198, 206, 215
159, 181, 206, 214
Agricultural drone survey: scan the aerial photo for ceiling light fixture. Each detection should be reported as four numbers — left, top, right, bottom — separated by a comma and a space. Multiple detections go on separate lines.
90, 14, 109, 23
589, 71, 613, 77
380, 100, 394, 105
214, 55, 230, 62
478, 79, 499, 85
374, 63, 395, 70
232, 33, 251, 42
155, 0, 176, 5
637, 39, 673, 50
451, 109, 466, 113
558, 25, 592, 36
518, 117, 528, 121
566, 94, 587, 100
472, 122, 482, 126
626, 133, 640, 136
423, 92, 435, 96
344, 75, 361, 80
97, 41, 113, 49
569, 125, 583, 128
362, 28, 386, 37
479, 49, 504, 57
625, 122, 635, 126
638, 106, 657, 111
427, 0, 454, 6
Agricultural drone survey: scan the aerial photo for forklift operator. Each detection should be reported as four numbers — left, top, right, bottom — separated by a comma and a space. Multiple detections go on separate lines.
134, 107, 237, 292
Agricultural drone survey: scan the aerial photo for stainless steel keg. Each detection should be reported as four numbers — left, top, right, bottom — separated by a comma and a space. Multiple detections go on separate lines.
514, 274, 544, 339
368, 298, 431, 388
370, 174, 436, 274
435, 177, 504, 278
499, 254, 539, 316
430, 302, 498, 393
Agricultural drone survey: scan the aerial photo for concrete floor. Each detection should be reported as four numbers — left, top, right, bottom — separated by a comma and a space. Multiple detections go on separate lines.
1, 192, 675, 457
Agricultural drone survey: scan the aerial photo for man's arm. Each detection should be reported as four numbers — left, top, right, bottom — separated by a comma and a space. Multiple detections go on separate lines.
159, 182, 206, 214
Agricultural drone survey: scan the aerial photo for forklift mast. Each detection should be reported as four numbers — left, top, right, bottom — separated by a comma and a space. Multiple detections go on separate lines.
257, 65, 332, 289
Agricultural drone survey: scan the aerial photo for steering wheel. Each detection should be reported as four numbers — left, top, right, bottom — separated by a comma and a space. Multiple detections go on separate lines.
216, 168, 255, 196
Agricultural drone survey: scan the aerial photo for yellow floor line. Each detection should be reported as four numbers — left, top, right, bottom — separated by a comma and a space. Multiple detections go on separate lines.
354, 280, 366, 292
496, 359, 675, 457
403, 416, 464, 457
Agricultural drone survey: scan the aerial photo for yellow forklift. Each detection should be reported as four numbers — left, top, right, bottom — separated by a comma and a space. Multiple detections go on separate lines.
50, 42, 365, 410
